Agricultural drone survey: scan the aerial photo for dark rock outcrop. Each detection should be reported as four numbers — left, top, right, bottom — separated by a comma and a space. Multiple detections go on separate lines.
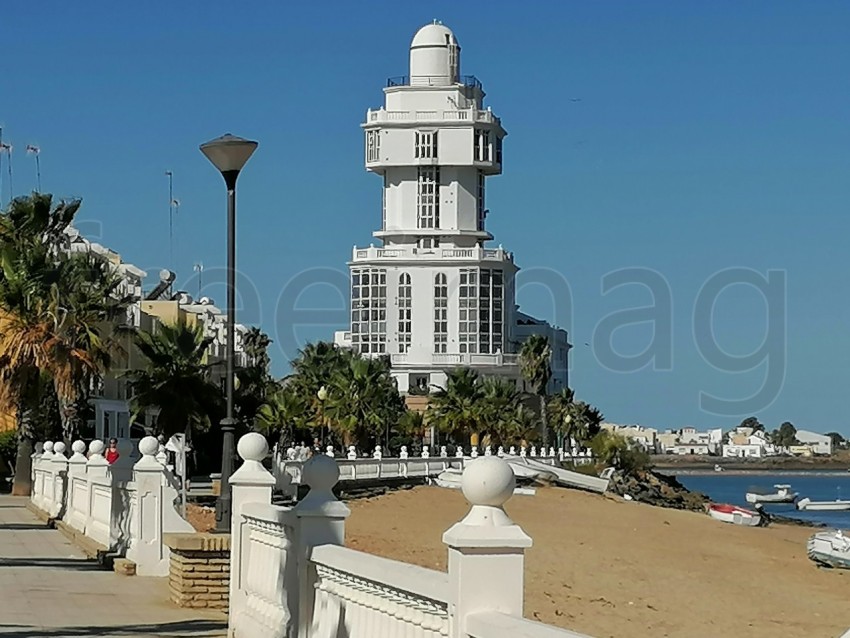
607, 469, 709, 511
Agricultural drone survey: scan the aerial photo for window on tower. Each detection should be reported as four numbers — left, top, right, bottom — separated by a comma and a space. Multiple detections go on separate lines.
474, 129, 491, 162
415, 131, 438, 160
417, 167, 440, 228
495, 136, 503, 165
477, 171, 486, 231
398, 273, 412, 353
459, 268, 504, 354
351, 268, 387, 354
366, 130, 380, 162
434, 273, 448, 353
382, 174, 387, 230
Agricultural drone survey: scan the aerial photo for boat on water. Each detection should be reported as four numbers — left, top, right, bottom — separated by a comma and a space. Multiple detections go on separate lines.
745, 484, 798, 504
796, 497, 850, 511
714, 464, 723, 472
807, 529, 850, 569
708, 503, 769, 527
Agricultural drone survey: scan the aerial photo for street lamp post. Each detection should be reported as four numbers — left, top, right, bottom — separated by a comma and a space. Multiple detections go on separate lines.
200, 133, 258, 533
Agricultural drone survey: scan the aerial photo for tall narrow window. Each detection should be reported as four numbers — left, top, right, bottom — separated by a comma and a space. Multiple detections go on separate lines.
398, 273, 412, 353
474, 129, 490, 162
417, 167, 440, 228
448, 38, 460, 83
458, 268, 504, 354
477, 171, 486, 231
415, 131, 438, 159
495, 136, 503, 165
351, 268, 387, 354
434, 273, 448, 353
382, 174, 388, 230
366, 130, 380, 162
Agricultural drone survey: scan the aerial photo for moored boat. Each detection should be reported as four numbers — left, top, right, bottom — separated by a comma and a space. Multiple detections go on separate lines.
708, 503, 768, 527
745, 484, 798, 504
807, 529, 850, 568
797, 497, 850, 511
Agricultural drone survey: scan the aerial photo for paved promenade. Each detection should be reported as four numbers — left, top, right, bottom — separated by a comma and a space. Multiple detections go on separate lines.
0, 496, 227, 637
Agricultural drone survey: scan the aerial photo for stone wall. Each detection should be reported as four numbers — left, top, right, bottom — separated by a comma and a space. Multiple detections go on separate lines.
164, 533, 230, 610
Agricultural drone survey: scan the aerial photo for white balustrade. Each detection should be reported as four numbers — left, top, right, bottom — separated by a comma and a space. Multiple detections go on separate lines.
29, 436, 193, 577
232, 436, 592, 638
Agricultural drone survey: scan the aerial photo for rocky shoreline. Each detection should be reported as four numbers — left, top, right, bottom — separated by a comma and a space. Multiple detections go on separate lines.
606, 469, 709, 511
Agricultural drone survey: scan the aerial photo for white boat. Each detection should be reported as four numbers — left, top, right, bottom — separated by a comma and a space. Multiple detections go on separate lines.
745, 484, 798, 504
708, 503, 768, 527
807, 529, 850, 569
714, 464, 723, 472
432, 469, 463, 489
797, 497, 850, 511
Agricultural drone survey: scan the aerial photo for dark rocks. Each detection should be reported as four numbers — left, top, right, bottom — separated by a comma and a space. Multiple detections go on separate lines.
607, 469, 708, 511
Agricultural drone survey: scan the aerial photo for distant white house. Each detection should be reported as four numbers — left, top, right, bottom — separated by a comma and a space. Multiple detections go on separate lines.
795, 430, 833, 455
672, 443, 711, 455
600, 423, 658, 452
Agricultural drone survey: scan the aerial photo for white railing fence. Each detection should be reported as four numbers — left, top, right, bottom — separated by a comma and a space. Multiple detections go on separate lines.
231, 432, 595, 638
272, 443, 582, 494
29, 436, 194, 576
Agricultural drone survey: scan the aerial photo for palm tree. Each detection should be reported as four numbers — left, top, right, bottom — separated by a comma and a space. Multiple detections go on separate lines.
0, 194, 92, 493
428, 368, 485, 446
323, 352, 404, 449
255, 384, 307, 449
125, 321, 223, 441
479, 377, 523, 445
518, 335, 552, 445
548, 388, 603, 457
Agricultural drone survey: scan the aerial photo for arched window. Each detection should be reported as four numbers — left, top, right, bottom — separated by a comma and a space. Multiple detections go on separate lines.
434, 273, 448, 353
398, 273, 412, 353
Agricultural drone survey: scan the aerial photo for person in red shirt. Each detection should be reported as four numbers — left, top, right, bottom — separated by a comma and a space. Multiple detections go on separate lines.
105, 438, 120, 464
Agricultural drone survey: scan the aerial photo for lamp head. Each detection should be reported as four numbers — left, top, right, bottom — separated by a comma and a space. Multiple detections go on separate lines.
200, 133, 258, 177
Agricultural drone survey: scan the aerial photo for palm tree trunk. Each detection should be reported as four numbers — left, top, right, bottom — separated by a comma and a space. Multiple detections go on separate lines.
11, 401, 35, 496
539, 393, 549, 447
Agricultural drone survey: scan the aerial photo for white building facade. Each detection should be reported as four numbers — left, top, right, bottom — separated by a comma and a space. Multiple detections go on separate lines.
335, 22, 570, 393
795, 430, 833, 455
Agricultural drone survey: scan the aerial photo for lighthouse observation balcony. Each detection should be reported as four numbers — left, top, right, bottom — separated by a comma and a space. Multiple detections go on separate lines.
350, 244, 514, 264
365, 107, 500, 126
387, 74, 483, 90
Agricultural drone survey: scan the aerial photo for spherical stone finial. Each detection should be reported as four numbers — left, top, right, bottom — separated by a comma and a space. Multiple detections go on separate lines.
89, 440, 105, 456
43, 441, 54, 453
138, 436, 159, 457
72, 440, 86, 455
53, 442, 66, 455
461, 457, 515, 508
302, 454, 339, 492
237, 432, 269, 462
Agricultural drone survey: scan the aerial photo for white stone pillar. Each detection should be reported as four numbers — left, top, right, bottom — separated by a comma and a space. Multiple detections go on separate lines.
64, 441, 88, 530
126, 437, 167, 574
442, 457, 532, 638
50, 442, 68, 518
293, 455, 350, 638
228, 433, 277, 632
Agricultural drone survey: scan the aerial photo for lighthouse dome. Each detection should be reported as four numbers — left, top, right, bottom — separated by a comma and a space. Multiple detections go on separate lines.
409, 21, 460, 86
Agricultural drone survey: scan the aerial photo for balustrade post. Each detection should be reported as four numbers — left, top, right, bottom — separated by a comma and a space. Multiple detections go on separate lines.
64, 441, 88, 529
50, 442, 69, 519
293, 455, 350, 638
126, 437, 168, 574
228, 433, 277, 632
30, 442, 44, 508
442, 457, 532, 638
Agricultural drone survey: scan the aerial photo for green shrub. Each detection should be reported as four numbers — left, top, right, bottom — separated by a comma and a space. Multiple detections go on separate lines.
0, 431, 16, 475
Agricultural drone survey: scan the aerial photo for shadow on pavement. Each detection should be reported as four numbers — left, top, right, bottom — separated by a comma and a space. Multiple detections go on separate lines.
0, 523, 50, 531
0, 620, 227, 637
0, 557, 99, 571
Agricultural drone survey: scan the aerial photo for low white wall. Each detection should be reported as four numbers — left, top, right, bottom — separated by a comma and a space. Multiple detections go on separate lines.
232, 433, 598, 638
30, 436, 193, 576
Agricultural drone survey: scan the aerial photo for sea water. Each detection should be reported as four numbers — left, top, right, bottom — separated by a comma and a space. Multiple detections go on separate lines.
672, 471, 850, 529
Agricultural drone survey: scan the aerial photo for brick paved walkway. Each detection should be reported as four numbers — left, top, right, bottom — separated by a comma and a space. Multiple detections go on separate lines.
0, 496, 227, 637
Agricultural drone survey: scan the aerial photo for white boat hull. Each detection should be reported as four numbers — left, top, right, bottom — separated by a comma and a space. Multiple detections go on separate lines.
708, 504, 764, 527
746, 492, 798, 504
808, 530, 850, 569
797, 498, 850, 511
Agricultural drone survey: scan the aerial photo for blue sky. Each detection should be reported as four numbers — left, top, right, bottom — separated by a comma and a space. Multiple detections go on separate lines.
2, 1, 849, 434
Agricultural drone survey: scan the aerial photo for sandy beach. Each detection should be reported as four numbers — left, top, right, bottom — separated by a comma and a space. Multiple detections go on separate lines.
345, 485, 850, 638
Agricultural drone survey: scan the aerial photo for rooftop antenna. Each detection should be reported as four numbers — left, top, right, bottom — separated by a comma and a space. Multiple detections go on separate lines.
26, 145, 41, 192
165, 170, 174, 271
193, 262, 204, 298
0, 141, 13, 204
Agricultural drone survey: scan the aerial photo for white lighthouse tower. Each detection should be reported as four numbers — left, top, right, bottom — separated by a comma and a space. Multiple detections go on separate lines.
335, 21, 570, 394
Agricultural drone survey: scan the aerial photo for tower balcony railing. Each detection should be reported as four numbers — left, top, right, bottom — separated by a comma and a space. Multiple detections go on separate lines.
352, 245, 514, 263
366, 107, 498, 125
386, 74, 483, 90
390, 352, 518, 367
